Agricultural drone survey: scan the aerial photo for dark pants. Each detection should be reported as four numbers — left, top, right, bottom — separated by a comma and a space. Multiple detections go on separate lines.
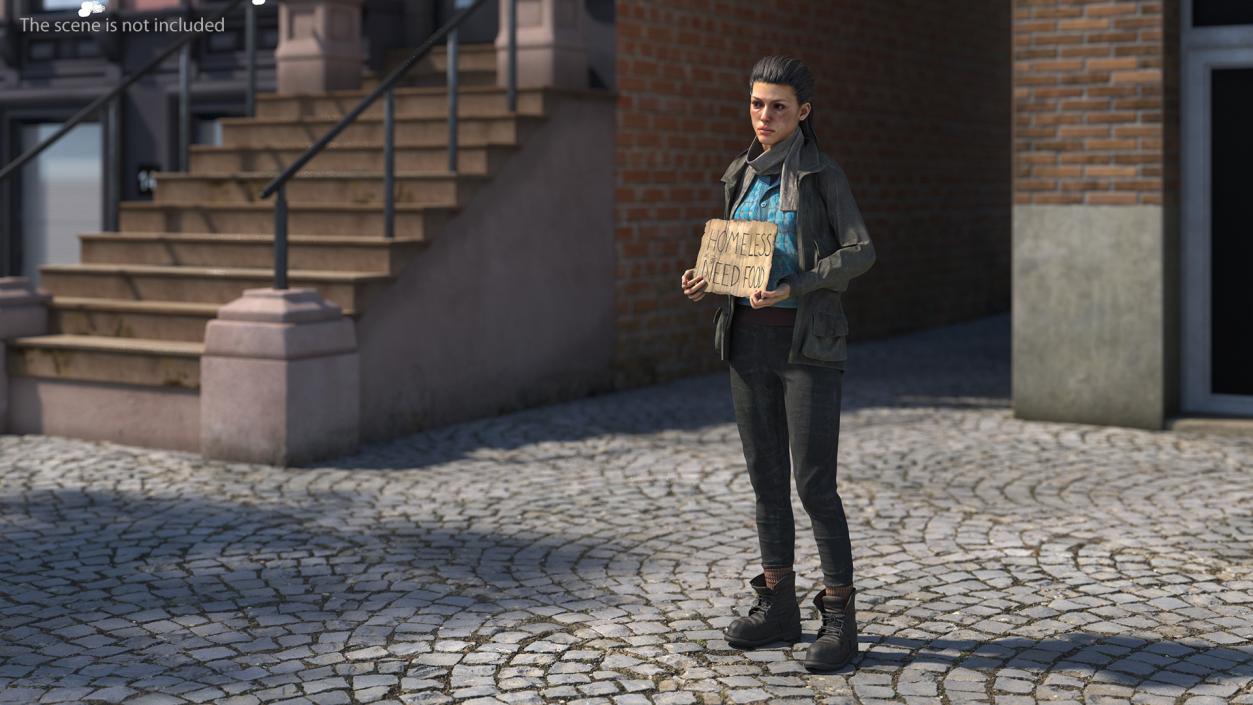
728, 314, 854, 587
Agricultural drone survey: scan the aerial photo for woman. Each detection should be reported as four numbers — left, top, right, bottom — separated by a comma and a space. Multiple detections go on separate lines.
680, 55, 875, 672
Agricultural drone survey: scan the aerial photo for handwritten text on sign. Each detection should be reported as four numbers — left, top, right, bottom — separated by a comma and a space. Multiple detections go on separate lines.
694, 219, 778, 298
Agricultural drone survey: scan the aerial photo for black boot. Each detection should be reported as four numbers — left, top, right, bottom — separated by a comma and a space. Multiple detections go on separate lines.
804, 588, 859, 672
724, 573, 802, 649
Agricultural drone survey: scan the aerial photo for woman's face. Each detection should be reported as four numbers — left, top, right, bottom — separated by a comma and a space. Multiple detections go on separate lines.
750, 81, 811, 150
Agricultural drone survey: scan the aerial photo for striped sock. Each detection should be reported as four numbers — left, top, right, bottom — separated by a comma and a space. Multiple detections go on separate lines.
824, 584, 854, 601
763, 566, 793, 590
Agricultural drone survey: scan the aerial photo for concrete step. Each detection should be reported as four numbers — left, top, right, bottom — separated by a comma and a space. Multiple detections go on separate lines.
386, 43, 498, 75
50, 298, 219, 343
80, 232, 425, 275
254, 85, 545, 120
218, 113, 539, 148
118, 201, 456, 238
361, 70, 498, 90
151, 171, 486, 207
375, 44, 499, 89
7, 335, 202, 389
189, 142, 517, 175
39, 263, 391, 311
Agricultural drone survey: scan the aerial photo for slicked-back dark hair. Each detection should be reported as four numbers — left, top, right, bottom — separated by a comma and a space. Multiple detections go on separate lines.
749, 55, 817, 146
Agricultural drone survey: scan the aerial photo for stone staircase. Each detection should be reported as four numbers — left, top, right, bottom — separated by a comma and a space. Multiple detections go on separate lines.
4, 43, 559, 449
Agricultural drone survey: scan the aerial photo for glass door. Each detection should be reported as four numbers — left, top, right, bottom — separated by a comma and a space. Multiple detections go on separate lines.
17, 121, 102, 284
1181, 2, 1253, 415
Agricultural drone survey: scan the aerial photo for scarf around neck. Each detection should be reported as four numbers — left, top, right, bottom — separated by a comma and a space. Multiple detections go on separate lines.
737, 126, 805, 213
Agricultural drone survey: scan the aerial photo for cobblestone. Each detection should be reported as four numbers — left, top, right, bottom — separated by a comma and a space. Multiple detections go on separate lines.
2, 315, 1251, 704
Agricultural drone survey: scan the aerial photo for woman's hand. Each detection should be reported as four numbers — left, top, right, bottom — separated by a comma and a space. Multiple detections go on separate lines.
681, 269, 708, 302
749, 284, 791, 308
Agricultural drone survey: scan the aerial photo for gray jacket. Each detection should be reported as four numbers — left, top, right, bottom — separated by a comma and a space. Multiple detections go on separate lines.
713, 136, 876, 368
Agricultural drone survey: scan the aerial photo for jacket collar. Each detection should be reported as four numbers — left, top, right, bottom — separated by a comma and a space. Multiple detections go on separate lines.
721, 127, 823, 185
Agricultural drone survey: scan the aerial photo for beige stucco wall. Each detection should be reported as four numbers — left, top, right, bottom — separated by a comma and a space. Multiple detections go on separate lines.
356, 91, 617, 440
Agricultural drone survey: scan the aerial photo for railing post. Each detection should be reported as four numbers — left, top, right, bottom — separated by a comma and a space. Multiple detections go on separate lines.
245, 0, 257, 117
179, 42, 191, 171
506, 0, 516, 112
105, 96, 121, 231
447, 26, 459, 173
274, 184, 288, 289
383, 88, 395, 239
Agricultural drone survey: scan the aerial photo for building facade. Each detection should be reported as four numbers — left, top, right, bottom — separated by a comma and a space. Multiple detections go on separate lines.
0, 0, 1245, 462
1012, 0, 1252, 428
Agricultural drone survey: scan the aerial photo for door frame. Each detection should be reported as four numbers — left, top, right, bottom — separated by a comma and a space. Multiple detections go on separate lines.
1180, 0, 1253, 414
1, 104, 106, 278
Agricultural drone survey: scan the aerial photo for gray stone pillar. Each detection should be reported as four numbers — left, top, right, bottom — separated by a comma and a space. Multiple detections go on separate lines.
495, 0, 588, 89
1012, 206, 1170, 429
275, 0, 364, 94
201, 288, 360, 466
0, 278, 50, 432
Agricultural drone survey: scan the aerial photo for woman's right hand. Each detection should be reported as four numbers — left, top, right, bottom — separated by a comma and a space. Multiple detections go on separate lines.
681, 268, 708, 302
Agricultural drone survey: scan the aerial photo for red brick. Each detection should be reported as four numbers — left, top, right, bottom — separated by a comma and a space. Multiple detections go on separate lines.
1061, 99, 1113, 110
1061, 46, 1113, 58
1034, 166, 1083, 177
1086, 4, 1137, 17
617, 0, 1012, 382
1033, 192, 1085, 204
1086, 165, 1138, 177
1033, 33, 1085, 46
1111, 69, 1162, 83
1060, 153, 1113, 164
1058, 18, 1110, 31
1088, 192, 1138, 204
1061, 179, 1105, 191
1087, 57, 1138, 71
1087, 112, 1139, 124
1086, 138, 1138, 150
1059, 125, 1110, 137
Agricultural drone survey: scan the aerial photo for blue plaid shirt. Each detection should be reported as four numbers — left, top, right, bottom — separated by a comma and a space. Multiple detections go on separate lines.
731, 173, 800, 309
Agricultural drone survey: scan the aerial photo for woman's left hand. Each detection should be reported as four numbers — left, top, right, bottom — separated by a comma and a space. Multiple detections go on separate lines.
748, 284, 791, 308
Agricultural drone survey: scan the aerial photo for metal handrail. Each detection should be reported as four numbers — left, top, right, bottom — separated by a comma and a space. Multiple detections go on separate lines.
259, 0, 515, 290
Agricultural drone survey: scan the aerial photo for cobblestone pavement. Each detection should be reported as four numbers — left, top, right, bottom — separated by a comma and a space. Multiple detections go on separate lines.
2, 314, 1252, 705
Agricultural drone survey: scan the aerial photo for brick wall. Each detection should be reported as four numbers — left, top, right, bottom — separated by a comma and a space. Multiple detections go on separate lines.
613, 1, 1012, 387
1012, 0, 1179, 206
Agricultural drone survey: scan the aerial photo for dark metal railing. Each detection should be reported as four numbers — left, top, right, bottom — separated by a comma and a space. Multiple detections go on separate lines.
0, 0, 263, 224
259, 0, 516, 290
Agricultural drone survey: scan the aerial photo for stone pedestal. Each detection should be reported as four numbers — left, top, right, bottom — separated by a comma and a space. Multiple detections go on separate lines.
0, 278, 50, 432
495, 0, 588, 89
275, 0, 363, 94
201, 288, 359, 466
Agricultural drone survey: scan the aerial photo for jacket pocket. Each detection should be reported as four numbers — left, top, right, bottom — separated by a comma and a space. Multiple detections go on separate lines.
800, 312, 849, 362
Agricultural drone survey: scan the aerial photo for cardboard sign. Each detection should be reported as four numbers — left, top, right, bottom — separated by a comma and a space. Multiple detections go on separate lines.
693, 219, 778, 297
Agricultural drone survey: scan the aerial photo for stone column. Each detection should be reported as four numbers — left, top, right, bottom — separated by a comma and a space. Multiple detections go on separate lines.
1010, 0, 1180, 430
275, 0, 364, 94
200, 288, 360, 466
0, 278, 50, 432
495, 0, 588, 89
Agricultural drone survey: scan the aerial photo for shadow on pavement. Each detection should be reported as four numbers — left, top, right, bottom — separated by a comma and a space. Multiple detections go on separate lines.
326, 313, 1010, 471
0, 487, 658, 687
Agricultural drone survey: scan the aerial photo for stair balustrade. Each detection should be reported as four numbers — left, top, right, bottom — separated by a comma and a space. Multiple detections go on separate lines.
258, 0, 515, 290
